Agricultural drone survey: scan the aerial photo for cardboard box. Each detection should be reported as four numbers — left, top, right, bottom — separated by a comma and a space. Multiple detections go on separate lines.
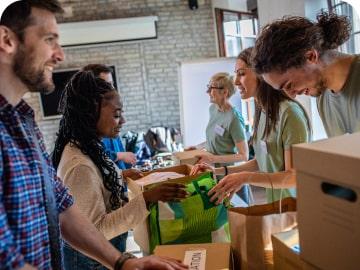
272, 229, 321, 270
172, 149, 210, 165
292, 133, 360, 270
127, 164, 199, 191
272, 229, 302, 270
154, 243, 233, 270
127, 164, 192, 181
301, 260, 320, 270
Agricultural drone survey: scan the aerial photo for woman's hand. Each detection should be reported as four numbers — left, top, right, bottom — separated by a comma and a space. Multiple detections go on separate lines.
143, 183, 188, 203
190, 162, 215, 175
184, 146, 197, 151
117, 152, 137, 165
195, 153, 215, 164
208, 172, 250, 204
122, 168, 144, 180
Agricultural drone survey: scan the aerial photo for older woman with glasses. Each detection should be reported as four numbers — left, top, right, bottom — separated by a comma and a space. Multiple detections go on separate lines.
188, 72, 249, 202
192, 72, 249, 166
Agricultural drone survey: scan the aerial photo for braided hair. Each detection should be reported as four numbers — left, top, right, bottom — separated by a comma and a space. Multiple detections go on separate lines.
52, 71, 127, 210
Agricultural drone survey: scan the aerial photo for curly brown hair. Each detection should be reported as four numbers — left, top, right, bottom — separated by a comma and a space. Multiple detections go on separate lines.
252, 11, 351, 74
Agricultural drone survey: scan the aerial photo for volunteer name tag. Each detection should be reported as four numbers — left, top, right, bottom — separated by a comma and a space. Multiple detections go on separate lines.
260, 140, 268, 154
214, 124, 225, 136
184, 249, 206, 270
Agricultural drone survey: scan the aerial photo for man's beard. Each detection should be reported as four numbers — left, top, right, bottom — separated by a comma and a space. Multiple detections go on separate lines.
13, 44, 55, 94
312, 77, 327, 97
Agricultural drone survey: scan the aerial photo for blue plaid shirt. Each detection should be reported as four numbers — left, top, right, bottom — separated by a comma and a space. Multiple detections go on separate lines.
0, 95, 74, 269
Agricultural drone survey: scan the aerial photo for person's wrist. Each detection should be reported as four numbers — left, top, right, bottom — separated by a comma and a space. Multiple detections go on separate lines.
114, 252, 136, 270
109, 151, 118, 162
214, 167, 224, 175
223, 165, 228, 176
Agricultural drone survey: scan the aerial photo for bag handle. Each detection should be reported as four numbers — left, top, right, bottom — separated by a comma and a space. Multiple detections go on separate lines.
246, 173, 274, 206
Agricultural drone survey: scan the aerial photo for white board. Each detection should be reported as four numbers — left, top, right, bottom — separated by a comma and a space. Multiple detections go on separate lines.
178, 57, 242, 147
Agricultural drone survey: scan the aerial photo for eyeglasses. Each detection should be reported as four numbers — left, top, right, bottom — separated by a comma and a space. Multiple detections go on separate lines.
206, 84, 224, 93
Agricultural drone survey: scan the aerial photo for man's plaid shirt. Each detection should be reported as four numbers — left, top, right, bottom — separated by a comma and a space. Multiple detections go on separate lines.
0, 95, 73, 269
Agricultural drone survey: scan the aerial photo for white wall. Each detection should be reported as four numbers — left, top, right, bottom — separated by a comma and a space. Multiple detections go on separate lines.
212, 0, 248, 12
257, 0, 305, 26
305, 0, 328, 20
179, 57, 240, 147
305, 0, 329, 140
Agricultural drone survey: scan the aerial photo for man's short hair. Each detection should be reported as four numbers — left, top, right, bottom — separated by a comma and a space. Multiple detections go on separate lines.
0, 0, 63, 42
82, 64, 112, 77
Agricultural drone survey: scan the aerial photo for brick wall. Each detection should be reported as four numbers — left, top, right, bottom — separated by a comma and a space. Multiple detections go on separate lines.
23, 0, 217, 152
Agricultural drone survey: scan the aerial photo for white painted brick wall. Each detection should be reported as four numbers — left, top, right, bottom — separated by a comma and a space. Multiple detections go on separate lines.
24, 0, 217, 152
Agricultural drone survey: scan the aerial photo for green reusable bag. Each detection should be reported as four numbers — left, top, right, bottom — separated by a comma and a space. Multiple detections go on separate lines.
148, 172, 229, 252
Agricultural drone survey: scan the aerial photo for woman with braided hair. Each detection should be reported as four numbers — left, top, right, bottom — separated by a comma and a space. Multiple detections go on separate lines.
52, 71, 187, 269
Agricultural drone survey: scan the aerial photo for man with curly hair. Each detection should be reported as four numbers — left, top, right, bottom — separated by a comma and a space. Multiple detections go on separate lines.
252, 11, 360, 137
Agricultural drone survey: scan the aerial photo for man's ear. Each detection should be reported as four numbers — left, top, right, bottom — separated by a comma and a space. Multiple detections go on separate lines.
0, 26, 17, 54
304, 49, 319, 64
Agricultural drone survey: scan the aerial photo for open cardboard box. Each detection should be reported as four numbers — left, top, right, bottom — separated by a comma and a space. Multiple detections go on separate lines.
154, 243, 233, 270
292, 133, 360, 270
272, 229, 321, 270
128, 164, 192, 180
126, 164, 197, 191
272, 229, 302, 270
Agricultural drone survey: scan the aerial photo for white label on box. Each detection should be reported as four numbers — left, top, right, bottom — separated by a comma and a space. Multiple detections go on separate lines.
184, 249, 206, 270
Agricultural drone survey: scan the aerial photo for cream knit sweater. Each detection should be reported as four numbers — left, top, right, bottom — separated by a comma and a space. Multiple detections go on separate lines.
57, 143, 149, 240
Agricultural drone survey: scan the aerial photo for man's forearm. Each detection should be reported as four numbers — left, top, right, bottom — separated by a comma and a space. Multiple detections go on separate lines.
59, 204, 121, 269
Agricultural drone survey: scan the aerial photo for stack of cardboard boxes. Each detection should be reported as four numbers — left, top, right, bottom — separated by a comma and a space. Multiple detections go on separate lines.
275, 132, 360, 270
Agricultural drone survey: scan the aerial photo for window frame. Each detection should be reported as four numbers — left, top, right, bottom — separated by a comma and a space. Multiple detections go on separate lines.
215, 8, 258, 57
328, 0, 360, 53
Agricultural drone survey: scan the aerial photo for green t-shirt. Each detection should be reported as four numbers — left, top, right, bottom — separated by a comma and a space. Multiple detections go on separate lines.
317, 55, 360, 137
252, 100, 310, 202
205, 104, 246, 166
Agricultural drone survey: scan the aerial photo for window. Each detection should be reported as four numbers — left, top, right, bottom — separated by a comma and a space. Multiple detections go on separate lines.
215, 9, 258, 131
328, 0, 360, 53
215, 8, 258, 57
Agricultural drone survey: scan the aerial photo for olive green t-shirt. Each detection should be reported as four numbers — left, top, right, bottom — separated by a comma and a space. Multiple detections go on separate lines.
205, 104, 246, 166
253, 100, 310, 202
317, 55, 360, 137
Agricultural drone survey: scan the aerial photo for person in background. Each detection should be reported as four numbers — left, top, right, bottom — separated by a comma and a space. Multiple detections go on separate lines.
191, 47, 311, 204
188, 72, 249, 203
52, 71, 188, 269
252, 11, 360, 138
0, 1, 187, 269
82, 64, 136, 170
193, 72, 248, 165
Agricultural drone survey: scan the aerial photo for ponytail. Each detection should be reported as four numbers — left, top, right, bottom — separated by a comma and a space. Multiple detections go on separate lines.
317, 11, 351, 50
